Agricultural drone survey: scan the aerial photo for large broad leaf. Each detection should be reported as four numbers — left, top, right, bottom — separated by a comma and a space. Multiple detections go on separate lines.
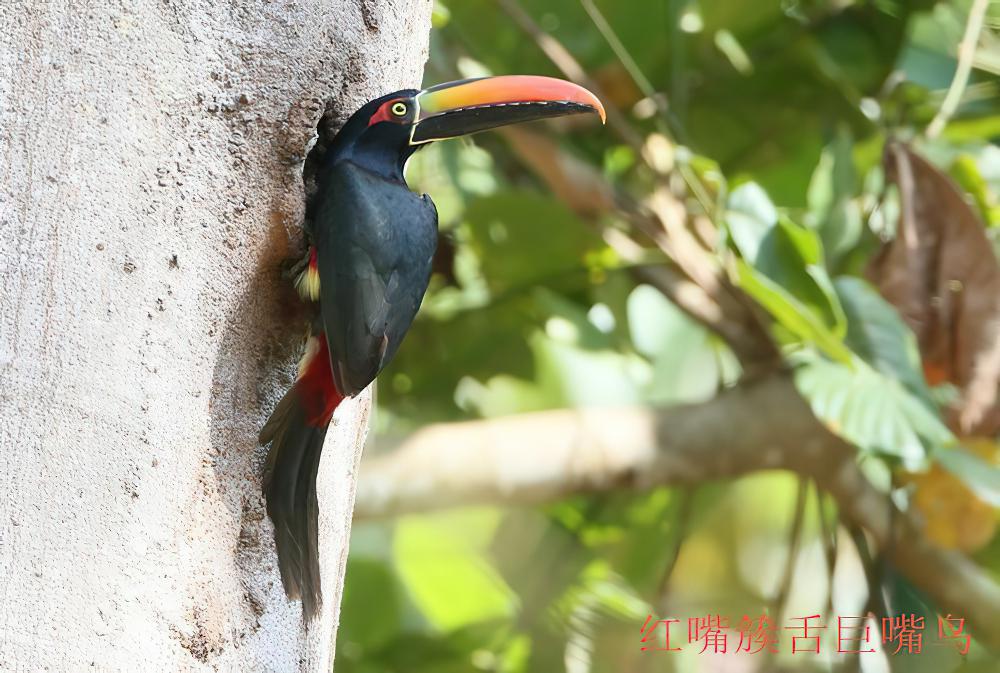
794, 358, 952, 466
867, 143, 1000, 434
728, 183, 848, 342
835, 276, 932, 405
807, 128, 863, 262
727, 182, 779, 264
737, 260, 853, 364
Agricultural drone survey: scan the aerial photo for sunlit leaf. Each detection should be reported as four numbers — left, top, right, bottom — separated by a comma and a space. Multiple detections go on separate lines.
807, 128, 862, 262
726, 182, 778, 263
394, 510, 517, 631
431, 1, 451, 29
737, 260, 853, 364
338, 559, 403, 650
835, 276, 932, 404
729, 183, 847, 337
951, 153, 1000, 228
795, 358, 952, 465
626, 284, 721, 404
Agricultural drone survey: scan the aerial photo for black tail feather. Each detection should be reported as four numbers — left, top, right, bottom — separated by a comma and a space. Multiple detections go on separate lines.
260, 388, 328, 618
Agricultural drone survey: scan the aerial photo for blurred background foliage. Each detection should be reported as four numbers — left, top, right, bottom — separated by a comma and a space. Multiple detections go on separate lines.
335, 1, 1000, 671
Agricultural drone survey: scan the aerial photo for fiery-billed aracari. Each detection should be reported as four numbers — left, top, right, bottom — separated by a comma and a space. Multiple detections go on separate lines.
259, 76, 605, 617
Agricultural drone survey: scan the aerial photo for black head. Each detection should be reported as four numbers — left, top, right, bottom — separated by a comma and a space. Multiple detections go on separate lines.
327, 90, 421, 180
327, 76, 606, 181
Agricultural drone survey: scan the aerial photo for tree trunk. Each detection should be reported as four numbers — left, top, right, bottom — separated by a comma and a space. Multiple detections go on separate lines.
0, 1, 431, 670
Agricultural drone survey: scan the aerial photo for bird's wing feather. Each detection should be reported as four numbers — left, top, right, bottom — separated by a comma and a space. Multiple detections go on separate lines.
311, 161, 437, 396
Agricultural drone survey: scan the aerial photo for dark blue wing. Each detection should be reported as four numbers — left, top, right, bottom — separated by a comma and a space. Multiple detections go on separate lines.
310, 160, 438, 396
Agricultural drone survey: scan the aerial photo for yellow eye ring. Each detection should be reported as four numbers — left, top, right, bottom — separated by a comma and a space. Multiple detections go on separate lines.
391, 102, 408, 117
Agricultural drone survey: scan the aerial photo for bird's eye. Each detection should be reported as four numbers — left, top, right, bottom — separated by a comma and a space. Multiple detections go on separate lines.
391, 102, 408, 117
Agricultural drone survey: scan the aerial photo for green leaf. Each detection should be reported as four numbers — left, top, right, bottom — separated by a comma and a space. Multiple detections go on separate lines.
943, 115, 1000, 144
794, 358, 951, 464
534, 288, 614, 351
881, 570, 959, 673
728, 183, 847, 338
394, 510, 516, 631
553, 560, 651, 625
647, 332, 721, 405
757, 219, 846, 333
726, 182, 778, 263
807, 127, 862, 261
431, 1, 451, 28
531, 332, 648, 407
379, 295, 537, 423
951, 153, 1000, 228
736, 260, 853, 363
627, 284, 682, 358
459, 290, 649, 415
776, 216, 823, 265
626, 285, 722, 404
835, 277, 932, 404
338, 559, 402, 650
714, 29, 753, 75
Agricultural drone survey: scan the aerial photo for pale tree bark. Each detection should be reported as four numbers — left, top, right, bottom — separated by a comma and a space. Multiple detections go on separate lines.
0, 1, 431, 670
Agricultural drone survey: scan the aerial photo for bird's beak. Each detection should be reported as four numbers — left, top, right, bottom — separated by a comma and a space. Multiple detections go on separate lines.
410, 75, 606, 145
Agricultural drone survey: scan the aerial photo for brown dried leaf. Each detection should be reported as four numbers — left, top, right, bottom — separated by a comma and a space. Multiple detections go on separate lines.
868, 142, 1000, 434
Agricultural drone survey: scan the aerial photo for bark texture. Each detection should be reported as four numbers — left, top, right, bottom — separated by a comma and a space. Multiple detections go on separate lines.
0, 1, 431, 670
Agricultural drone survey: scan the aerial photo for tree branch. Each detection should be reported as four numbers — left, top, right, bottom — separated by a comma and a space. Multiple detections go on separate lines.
926, 0, 990, 139
354, 375, 1000, 650
499, 125, 780, 371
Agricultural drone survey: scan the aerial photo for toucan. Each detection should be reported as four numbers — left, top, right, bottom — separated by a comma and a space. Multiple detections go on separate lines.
259, 75, 605, 617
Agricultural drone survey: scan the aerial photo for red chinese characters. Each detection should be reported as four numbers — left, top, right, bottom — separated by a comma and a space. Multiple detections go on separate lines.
937, 615, 971, 655
735, 614, 779, 654
688, 615, 729, 654
786, 614, 825, 654
882, 614, 924, 654
837, 615, 876, 654
639, 615, 681, 652
637, 612, 970, 656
